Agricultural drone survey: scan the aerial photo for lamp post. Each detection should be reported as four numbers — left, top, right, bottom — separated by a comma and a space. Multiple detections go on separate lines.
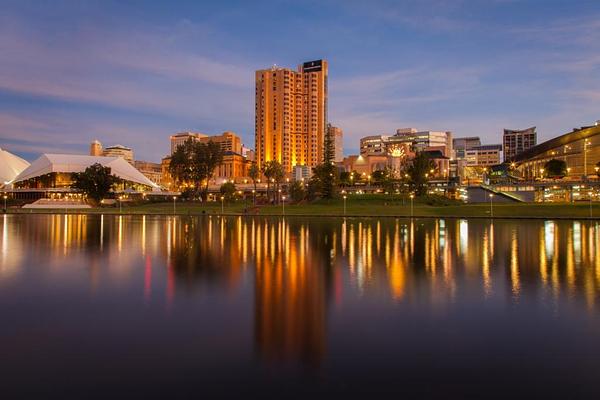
118, 196, 122, 213
252, 189, 256, 206
409, 193, 414, 218
172, 196, 177, 214
282, 196, 286, 215
590, 189, 593, 218
3, 194, 7, 213
343, 195, 347, 215
584, 139, 590, 180
221, 196, 225, 214
489, 193, 494, 217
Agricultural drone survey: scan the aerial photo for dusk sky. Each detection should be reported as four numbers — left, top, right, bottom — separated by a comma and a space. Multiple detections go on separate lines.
1, 0, 599, 162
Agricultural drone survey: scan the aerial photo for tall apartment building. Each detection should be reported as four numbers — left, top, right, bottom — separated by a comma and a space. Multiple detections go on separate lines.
503, 127, 536, 161
327, 124, 344, 162
255, 59, 328, 172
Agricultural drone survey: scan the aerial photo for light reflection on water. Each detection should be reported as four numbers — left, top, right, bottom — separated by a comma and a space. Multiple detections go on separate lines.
1, 214, 600, 397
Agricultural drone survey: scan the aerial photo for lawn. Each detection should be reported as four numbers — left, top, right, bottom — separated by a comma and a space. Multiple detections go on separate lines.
9, 195, 600, 219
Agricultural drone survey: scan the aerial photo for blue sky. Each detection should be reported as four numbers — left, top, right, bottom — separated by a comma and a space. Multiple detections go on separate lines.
1, 0, 599, 161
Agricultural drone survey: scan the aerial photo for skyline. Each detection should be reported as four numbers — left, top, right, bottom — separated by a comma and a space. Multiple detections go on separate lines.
1, 0, 599, 162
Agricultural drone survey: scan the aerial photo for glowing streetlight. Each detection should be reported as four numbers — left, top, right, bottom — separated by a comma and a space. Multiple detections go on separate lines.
118, 195, 122, 213
282, 196, 286, 215
489, 193, 494, 217
409, 193, 414, 218
220, 196, 225, 214
343, 195, 347, 215
3, 194, 7, 212
252, 189, 256, 206
172, 196, 177, 214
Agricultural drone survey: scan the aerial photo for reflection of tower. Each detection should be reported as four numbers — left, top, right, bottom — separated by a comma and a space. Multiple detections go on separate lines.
254, 220, 329, 367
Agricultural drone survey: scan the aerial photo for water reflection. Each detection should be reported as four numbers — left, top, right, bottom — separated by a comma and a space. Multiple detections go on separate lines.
2, 214, 600, 370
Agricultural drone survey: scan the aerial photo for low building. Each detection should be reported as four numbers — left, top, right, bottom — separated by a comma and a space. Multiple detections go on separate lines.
453, 137, 481, 159
12, 154, 160, 195
514, 123, 600, 180
360, 135, 389, 156
1, 147, 30, 188
134, 161, 163, 187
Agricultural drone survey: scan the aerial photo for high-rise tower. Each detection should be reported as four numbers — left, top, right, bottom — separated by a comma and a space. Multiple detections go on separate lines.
255, 59, 328, 172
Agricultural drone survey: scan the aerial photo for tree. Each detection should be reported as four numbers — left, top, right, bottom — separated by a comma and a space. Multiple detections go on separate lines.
219, 181, 237, 201
169, 139, 223, 200
406, 152, 435, 196
543, 159, 567, 179
71, 163, 117, 203
248, 163, 260, 194
263, 160, 284, 203
308, 126, 338, 199
289, 180, 306, 203
339, 171, 352, 186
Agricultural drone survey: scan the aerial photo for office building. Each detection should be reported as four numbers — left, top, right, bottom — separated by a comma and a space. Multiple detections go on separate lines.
360, 135, 389, 156
391, 128, 453, 157
170, 131, 242, 155
170, 132, 208, 154
503, 127, 536, 161
453, 137, 481, 159
327, 124, 344, 162
255, 59, 328, 172
102, 144, 134, 164
465, 144, 503, 166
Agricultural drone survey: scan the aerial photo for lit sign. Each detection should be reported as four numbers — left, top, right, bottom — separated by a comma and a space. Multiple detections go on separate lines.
303, 60, 323, 72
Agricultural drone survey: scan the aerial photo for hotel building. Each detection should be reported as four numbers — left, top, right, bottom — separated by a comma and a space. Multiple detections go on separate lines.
255, 59, 328, 172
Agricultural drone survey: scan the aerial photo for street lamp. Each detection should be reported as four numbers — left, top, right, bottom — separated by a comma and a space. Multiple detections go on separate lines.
282, 196, 286, 215
3, 194, 7, 212
409, 193, 414, 218
172, 196, 177, 214
489, 193, 494, 217
343, 195, 347, 215
220, 196, 225, 214
118, 195, 122, 213
252, 189, 256, 206
590, 189, 594, 218
584, 139, 590, 179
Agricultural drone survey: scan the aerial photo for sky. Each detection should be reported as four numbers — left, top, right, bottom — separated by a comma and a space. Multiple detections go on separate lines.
0, 0, 599, 162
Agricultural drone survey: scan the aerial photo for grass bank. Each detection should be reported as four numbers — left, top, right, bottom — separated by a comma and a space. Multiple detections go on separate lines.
7, 196, 600, 219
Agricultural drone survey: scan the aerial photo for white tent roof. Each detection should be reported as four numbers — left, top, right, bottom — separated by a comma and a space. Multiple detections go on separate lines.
13, 154, 160, 189
0, 147, 30, 185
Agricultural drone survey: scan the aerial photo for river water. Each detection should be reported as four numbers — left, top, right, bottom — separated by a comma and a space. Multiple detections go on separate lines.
1, 214, 600, 398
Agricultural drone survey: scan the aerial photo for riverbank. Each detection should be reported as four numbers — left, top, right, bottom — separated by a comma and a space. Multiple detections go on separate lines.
5, 198, 600, 219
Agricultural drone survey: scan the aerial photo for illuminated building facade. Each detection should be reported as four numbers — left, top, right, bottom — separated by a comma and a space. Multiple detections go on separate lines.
170, 131, 243, 155
255, 59, 328, 172
514, 123, 600, 180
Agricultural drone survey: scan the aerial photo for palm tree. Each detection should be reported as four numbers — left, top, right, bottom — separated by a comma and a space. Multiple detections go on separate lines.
248, 163, 260, 205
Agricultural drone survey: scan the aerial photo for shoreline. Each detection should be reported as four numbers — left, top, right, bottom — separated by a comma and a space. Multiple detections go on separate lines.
4, 210, 600, 221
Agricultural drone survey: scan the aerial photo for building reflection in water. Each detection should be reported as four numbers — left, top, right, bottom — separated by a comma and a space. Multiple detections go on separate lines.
2, 215, 600, 366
